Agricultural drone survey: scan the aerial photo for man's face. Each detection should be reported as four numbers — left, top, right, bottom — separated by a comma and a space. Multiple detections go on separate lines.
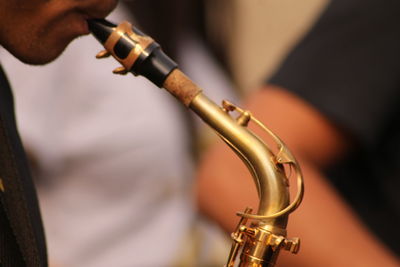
0, 0, 118, 65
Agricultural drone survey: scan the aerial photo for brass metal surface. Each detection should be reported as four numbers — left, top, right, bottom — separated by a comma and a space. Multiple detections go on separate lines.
94, 20, 304, 267
185, 93, 303, 266
103, 21, 154, 74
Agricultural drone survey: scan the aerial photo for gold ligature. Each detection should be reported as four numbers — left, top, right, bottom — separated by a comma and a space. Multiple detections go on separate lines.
88, 19, 304, 267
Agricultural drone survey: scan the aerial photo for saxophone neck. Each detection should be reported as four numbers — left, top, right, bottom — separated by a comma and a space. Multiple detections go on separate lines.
162, 69, 303, 266
89, 18, 304, 267
164, 71, 290, 227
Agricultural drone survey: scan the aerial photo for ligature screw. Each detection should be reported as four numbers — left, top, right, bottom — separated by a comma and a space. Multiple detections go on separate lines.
113, 66, 128, 75
96, 50, 111, 59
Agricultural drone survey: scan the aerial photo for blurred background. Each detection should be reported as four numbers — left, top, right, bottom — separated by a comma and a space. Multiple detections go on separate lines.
203, 0, 328, 92
0, 0, 331, 266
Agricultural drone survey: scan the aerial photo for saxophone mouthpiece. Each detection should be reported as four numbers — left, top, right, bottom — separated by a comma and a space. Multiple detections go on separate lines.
87, 19, 116, 44
87, 18, 177, 87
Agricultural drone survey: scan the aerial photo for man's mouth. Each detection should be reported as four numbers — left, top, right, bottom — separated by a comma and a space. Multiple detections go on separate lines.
77, 0, 118, 21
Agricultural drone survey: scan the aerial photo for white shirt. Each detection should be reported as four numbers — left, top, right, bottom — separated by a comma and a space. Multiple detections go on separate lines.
0, 5, 235, 267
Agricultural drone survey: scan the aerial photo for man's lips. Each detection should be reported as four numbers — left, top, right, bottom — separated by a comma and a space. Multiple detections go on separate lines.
79, 14, 90, 34
77, 0, 118, 21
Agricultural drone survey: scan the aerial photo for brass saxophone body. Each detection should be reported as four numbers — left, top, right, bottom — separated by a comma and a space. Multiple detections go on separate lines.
88, 19, 304, 267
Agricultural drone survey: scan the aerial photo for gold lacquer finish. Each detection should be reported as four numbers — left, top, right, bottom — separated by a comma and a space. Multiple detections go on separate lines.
0, 178, 4, 192
96, 21, 154, 74
162, 70, 304, 267
94, 20, 304, 267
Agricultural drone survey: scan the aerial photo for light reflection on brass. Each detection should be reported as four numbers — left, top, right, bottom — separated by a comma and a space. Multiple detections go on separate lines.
103, 21, 154, 73
94, 20, 304, 267
0, 178, 4, 192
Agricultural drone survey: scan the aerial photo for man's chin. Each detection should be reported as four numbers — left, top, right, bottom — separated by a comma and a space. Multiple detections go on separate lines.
3, 33, 76, 65
10, 46, 67, 65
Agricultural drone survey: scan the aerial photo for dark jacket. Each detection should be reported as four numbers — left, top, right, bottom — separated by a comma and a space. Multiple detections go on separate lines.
0, 65, 47, 266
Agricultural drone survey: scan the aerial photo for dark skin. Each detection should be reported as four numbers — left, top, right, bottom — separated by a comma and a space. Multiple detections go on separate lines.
0, 1, 116, 265
196, 86, 400, 266
0, 0, 117, 65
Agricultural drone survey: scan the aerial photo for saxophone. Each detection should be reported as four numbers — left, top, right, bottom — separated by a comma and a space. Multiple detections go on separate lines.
88, 19, 304, 267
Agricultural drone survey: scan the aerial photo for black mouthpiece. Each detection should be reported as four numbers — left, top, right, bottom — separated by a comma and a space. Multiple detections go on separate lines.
87, 18, 177, 87
87, 19, 116, 44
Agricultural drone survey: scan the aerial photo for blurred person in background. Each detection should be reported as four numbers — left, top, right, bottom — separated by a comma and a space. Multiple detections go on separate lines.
0, 0, 234, 266
197, 0, 400, 266
0, 0, 117, 266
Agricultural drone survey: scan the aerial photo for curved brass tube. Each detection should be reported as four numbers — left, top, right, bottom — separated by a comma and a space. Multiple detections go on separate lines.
189, 93, 290, 230
89, 19, 304, 267
164, 70, 303, 266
